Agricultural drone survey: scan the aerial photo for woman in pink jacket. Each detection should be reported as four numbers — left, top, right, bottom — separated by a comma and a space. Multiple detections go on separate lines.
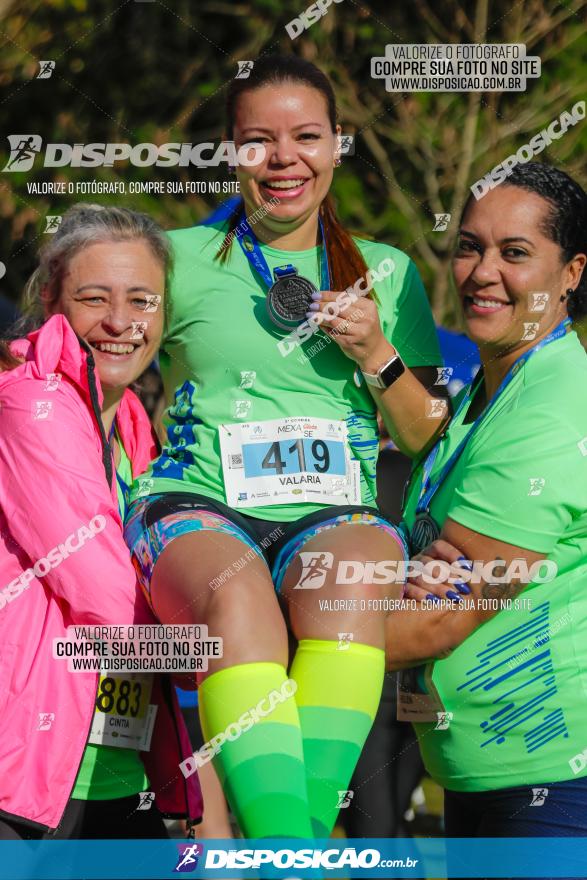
0, 204, 202, 839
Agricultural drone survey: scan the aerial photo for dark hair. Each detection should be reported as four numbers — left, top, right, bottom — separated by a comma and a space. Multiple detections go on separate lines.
218, 55, 370, 294
225, 55, 337, 141
462, 162, 587, 321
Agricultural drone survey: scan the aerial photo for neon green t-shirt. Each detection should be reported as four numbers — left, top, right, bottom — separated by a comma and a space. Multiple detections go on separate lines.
71, 436, 149, 800
402, 330, 587, 791
130, 222, 441, 519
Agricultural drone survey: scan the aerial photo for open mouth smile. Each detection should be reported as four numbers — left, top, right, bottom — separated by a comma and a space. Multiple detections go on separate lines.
464, 294, 513, 315
259, 177, 311, 198
90, 341, 141, 357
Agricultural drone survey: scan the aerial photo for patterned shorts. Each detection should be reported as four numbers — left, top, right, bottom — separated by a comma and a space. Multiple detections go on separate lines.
124, 492, 409, 609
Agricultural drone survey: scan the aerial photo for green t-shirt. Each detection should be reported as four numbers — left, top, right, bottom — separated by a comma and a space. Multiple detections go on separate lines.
71, 436, 149, 800
130, 223, 441, 519
402, 330, 587, 791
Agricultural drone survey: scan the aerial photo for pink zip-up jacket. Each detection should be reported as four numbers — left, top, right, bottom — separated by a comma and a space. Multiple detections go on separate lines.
0, 315, 202, 832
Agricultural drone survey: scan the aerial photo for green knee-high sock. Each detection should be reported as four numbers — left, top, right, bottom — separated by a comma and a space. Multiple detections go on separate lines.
198, 662, 313, 838
290, 639, 385, 837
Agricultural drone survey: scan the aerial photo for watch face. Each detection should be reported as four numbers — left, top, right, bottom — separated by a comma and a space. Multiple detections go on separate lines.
380, 356, 405, 387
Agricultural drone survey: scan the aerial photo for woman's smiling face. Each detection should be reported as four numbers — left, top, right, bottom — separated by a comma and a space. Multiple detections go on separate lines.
232, 83, 339, 233
453, 186, 576, 354
50, 239, 165, 396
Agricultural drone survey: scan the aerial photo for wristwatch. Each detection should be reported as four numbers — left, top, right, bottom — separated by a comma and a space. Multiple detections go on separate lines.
361, 353, 406, 389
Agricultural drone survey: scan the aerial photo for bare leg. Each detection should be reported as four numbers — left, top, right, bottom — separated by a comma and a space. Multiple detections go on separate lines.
148, 528, 313, 837
149, 531, 287, 676
281, 522, 404, 645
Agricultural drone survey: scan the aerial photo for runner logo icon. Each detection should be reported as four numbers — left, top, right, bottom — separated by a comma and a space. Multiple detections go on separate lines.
175, 843, 204, 872
294, 551, 334, 589
3, 135, 42, 171
37, 713, 55, 731
433, 213, 451, 231
337, 790, 354, 808
137, 791, 155, 810
435, 711, 453, 730
530, 788, 549, 807
37, 61, 55, 79
236, 61, 254, 79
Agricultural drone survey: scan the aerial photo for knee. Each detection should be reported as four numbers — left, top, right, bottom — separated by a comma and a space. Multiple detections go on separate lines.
207, 568, 278, 618
322, 547, 403, 595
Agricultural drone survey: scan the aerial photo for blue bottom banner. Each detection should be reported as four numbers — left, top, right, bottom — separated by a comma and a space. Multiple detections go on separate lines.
0, 838, 586, 878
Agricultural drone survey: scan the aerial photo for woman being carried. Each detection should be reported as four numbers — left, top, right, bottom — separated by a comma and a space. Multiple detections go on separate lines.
125, 55, 446, 839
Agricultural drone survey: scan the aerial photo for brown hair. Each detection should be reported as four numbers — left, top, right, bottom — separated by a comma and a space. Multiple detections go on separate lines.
0, 341, 21, 370
217, 55, 370, 293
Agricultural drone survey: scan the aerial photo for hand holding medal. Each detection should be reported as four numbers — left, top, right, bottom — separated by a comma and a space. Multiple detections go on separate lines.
305, 288, 392, 370
266, 266, 318, 330
237, 213, 332, 331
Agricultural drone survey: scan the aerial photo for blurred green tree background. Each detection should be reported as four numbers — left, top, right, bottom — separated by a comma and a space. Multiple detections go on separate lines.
0, 0, 585, 327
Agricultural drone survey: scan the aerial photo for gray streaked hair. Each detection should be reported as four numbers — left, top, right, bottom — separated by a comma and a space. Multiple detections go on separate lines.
21, 203, 172, 325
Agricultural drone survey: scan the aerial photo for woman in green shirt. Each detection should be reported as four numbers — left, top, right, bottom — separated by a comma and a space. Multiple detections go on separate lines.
387, 162, 587, 836
124, 54, 448, 840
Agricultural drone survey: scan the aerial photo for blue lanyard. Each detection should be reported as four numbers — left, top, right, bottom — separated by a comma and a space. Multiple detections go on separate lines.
416, 319, 571, 513
235, 212, 331, 291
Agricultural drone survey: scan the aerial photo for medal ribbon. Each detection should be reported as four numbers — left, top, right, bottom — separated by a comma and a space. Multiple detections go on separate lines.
415, 318, 571, 515
236, 210, 330, 291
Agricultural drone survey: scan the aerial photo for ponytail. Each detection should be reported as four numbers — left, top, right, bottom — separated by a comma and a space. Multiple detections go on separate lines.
319, 195, 370, 293
216, 200, 247, 263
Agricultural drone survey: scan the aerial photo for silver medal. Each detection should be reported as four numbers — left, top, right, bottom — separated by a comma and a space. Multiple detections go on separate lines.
266, 272, 317, 330
410, 511, 441, 555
